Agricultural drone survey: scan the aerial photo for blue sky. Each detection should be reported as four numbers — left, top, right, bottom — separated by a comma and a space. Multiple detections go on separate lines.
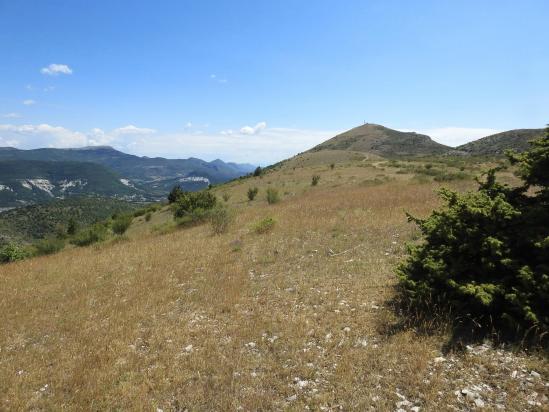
0, 0, 548, 164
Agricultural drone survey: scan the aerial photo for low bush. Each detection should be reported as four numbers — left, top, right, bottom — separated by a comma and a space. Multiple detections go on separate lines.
312, 175, 320, 186
398, 126, 549, 343
209, 206, 232, 235
0, 243, 29, 263
112, 214, 133, 235
252, 217, 276, 234
266, 188, 280, 204
34, 237, 65, 256
247, 187, 259, 201
222, 193, 231, 202
145, 212, 152, 222
433, 171, 470, 182
70, 224, 108, 247
172, 191, 217, 219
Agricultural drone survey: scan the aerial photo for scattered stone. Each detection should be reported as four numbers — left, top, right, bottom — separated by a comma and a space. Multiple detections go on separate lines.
474, 398, 485, 408
530, 371, 541, 379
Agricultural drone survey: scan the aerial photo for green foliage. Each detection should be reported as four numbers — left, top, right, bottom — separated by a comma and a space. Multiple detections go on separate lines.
253, 166, 263, 177
0, 242, 29, 263
33, 237, 65, 256
112, 214, 133, 235
168, 186, 184, 203
266, 188, 280, 204
330, 163, 335, 170
133, 202, 162, 217
145, 212, 152, 222
312, 175, 321, 186
222, 192, 231, 202
70, 224, 108, 247
252, 217, 276, 234
398, 126, 549, 342
209, 206, 232, 235
67, 218, 78, 236
0, 197, 136, 244
172, 190, 217, 219
247, 187, 259, 201
433, 171, 470, 182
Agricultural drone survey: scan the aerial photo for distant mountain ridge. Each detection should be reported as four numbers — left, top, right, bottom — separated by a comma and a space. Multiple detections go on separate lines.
0, 160, 144, 208
0, 146, 256, 201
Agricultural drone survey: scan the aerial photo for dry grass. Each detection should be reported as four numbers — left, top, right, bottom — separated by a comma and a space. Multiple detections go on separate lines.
0, 158, 546, 411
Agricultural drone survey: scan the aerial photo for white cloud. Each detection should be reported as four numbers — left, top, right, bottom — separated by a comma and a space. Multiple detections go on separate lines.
40, 63, 73, 76
22, 99, 36, 106
0, 122, 336, 164
2, 113, 21, 119
112, 125, 156, 135
240, 122, 267, 135
43, 86, 55, 92
0, 123, 87, 147
397, 127, 501, 146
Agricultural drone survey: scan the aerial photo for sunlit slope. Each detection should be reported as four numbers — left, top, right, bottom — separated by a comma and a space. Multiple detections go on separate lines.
0, 157, 545, 410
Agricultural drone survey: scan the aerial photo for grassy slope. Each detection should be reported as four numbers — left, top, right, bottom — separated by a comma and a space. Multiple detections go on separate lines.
0, 156, 546, 410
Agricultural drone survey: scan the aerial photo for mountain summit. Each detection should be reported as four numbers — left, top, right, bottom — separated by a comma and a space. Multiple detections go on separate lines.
309, 123, 451, 156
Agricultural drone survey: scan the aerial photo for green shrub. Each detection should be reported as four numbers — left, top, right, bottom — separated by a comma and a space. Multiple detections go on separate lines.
253, 166, 262, 177
34, 237, 65, 256
252, 217, 276, 234
112, 214, 133, 235
398, 126, 549, 343
209, 206, 232, 235
312, 175, 321, 186
67, 218, 78, 236
145, 212, 152, 222
0, 243, 29, 263
70, 224, 108, 247
247, 187, 259, 201
330, 163, 335, 170
168, 186, 184, 203
175, 207, 210, 227
433, 171, 470, 182
172, 190, 217, 219
266, 188, 280, 204
222, 193, 231, 202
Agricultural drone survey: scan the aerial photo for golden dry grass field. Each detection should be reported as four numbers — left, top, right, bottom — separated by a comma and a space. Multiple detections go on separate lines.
1, 155, 547, 411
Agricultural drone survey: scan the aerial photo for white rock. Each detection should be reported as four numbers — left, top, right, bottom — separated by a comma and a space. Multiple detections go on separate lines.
434, 356, 446, 363
343, 327, 351, 333
411, 407, 420, 412
474, 398, 485, 408
530, 371, 541, 379
286, 394, 297, 402
396, 400, 412, 408
184, 344, 193, 353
